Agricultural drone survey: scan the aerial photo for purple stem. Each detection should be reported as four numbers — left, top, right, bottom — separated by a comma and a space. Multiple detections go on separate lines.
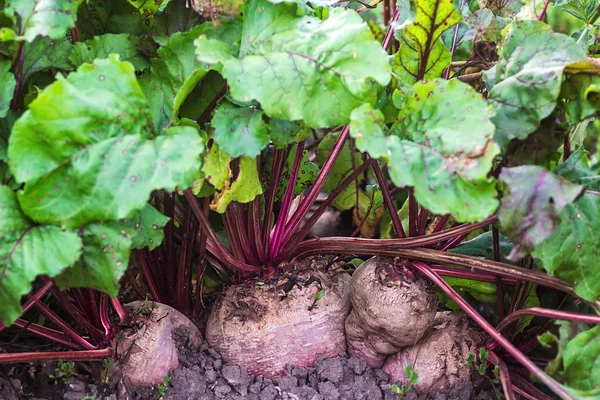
137, 250, 163, 302
0, 348, 111, 364
271, 141, 306, 258
486, 351, 516, 400
111, 297, 128, 325
99, 294, 111, 338
11, 319, 78, 349
410, 261, 573, 400
492, 226, 506, 321
372, 161, 406, 238
443, 0, 467, 80
0, 281, 53, 333
408, 190, 418, 236
496, 307, 600, 334
33, 300, 96, 350
262, 147, 288, 260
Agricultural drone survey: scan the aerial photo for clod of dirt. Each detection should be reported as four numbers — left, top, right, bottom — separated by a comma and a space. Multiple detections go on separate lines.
206, 259, 351, 377
346, 257, 437, 368
382, 311, 485, 398
110, 301, 202, 389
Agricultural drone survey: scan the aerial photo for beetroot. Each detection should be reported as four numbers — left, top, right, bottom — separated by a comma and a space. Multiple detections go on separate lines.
205, 258, 351, 377
110, 301, 202, 388
382, 312, 485, 397
345, 257, 437, 368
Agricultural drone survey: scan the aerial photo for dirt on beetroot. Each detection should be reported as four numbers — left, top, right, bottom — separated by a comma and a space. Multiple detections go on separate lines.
1, 324, 496, 400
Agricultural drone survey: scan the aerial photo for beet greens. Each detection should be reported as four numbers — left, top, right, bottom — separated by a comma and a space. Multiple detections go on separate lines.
1, 0, 600, 398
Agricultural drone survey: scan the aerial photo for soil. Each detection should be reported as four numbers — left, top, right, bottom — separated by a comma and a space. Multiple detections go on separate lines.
0, 325, 496, 400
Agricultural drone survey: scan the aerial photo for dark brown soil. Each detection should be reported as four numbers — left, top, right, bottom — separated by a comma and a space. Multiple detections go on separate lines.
1, 325, 496, 400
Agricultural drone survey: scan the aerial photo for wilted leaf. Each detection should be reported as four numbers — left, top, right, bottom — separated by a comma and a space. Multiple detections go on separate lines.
499, 166, 583, 259
0, 186, 82, 325
202, 142, 232, 191
211, 156, 263, 213
560, 60, 600, 123
127, 0, 168, 20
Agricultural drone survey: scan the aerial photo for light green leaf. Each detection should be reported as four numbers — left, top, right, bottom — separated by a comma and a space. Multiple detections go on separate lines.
212, 101, 269, 158
69, 33, 149, 71
0, 60, 15, 118
351, 79, 499, 222
393, 0, 460, 85
9, 56, 205, 228
7, 0, 83, 42
202, 142, 232, 191
499, 166, 583, 259
211, 156, 263, 213
195, 0, 391, 128
0, 185, 82, 326
488, 21, 587, 147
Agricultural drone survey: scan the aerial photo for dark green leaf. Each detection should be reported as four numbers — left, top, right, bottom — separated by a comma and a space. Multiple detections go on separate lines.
77, 0, 145, 41
69, 33, 149, 70
0, 185, 82, 325
127, 203, 169, 250
499, 166, 583, 259
488, 21, 587, 147
21, 37, 73, 87
127, 0, 168, 20
151, 0, 203, 46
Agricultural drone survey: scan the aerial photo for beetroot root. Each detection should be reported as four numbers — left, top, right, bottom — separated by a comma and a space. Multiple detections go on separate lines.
345, 257, 437, 368
382, 312, 485, 397
111, 301, 202, 388
206, 261, 351, 377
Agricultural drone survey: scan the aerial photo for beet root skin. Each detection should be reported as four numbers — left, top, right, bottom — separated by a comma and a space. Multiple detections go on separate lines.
111, 301, 202, 389
206, 266, 351, 378
382, 311, 485, 397
345, 257, 437, 368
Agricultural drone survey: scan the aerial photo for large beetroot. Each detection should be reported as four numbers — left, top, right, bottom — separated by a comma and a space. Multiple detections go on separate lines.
205, 257, 351, 377
110, 301, 202, 388
382, 311, 485, 398
346, 257, 437, 368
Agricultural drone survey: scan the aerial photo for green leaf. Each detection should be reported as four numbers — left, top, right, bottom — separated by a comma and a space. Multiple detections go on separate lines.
543, 322, 600, 392
533, 191, 600, 302
560, 61, 600, 123
449, 231, 515, 265
488, 21, 587, 147
22, 37, 74, 87
69, 33, 149, 71
9, 56, 205, 228
211, 156, 263, 213
212, 101, 270, 158
499, 166, 583, 259
138, 59, 177, 132
127, 204, 169, 250
0, 60, 15, 118
6, 0, 83, 42
54, 222, 131, 295
202, 142, 232, 191
393, 0, 460, 85
351, 79, 499, 222
316, 131, 364, 211
195, 0, 391, 128
0, 185, 82, 326
127, 0, 168, 20
77, 0, 145, 41
268, 119, 304, 149
151, 0, 203, 46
